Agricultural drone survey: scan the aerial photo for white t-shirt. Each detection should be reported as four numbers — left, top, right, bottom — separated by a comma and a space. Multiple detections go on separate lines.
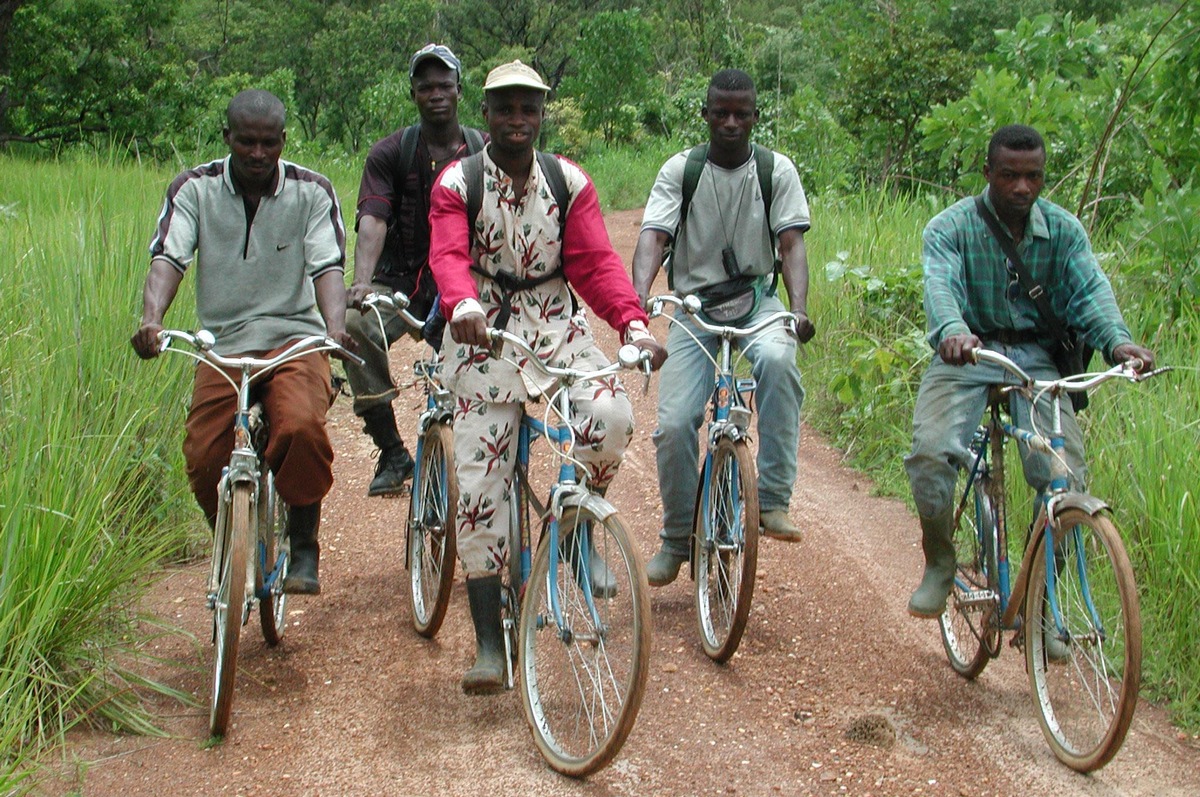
641, 147, 810, 295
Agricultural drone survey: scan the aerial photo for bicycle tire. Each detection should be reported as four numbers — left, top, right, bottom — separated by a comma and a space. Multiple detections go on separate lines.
693, 437, 759, 662
258, 469, 289, 646
939, 469, 1000, 679
519, 507, 651, 777
1024, 508, 1141, 772
407, 422, 458, 638
210, 482, 250, 737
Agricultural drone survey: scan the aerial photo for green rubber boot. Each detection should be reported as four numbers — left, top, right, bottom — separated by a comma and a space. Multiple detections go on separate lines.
907, 508, 956, 619
462, 575, 506, 695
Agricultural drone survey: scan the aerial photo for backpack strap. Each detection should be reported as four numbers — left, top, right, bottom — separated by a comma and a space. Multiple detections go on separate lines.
668, 145, 709, 290
396, 125, 420, 184
461, 150, 577, 330
536, 151, 571, 235
463, 127, 485, 156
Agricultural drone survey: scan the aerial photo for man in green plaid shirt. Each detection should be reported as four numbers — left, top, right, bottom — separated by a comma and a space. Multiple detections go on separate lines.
904, 124, 1155, 619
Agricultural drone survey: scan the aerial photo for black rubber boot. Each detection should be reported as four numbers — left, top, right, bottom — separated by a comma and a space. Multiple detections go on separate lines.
282, 502, 321, 595
361, 404, 413, 495
907, 508, 956, 618
462, 575, 506, 695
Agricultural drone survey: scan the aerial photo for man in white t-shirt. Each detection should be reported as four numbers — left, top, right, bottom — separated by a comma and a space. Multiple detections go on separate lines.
632, 68, 815, 586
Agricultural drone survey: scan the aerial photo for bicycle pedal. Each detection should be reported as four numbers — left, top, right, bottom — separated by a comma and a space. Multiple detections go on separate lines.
956, 589, 998, 609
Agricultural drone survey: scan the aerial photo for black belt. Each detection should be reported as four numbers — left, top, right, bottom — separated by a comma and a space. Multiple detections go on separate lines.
977, 328, 1042, 346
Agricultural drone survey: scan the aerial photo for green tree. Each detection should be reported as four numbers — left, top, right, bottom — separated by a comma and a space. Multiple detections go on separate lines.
839, 15, 972, 185
1, 0, 182, 145
559, 10, 653, 144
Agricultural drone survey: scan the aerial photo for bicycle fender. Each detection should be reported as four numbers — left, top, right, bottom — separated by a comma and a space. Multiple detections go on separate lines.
1050, 492, 1110, 520
559, 492, 618, 522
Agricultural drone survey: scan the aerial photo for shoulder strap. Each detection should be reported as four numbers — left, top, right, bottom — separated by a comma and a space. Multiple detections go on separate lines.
752, 144, 775, 244
463, 127, 485, 155
679, 144, 708, 238
973, 196, 1071, 349
397, 125, 420, 182
668, 145, 710, 290
462, 151, 485, 234
535, 151, 570, 238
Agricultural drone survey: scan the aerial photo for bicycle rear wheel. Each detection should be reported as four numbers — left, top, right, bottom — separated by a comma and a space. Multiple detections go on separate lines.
258, 469, 289, 645
693, 437, 759, 662
939, 468, 1000, 679
519, 507, 650, 777
210, 482, 250, 736
407, 422, 458, 638
1025, 509, 1141, 772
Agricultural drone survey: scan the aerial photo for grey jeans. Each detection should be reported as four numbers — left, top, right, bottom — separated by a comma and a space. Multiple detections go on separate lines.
904, 341, 1087, 521
653, 294, 804, 556
344, 280, 420, 416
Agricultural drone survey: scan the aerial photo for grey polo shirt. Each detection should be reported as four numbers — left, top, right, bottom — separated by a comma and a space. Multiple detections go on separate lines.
641, 147, 810, 295
149, 157, 345, 355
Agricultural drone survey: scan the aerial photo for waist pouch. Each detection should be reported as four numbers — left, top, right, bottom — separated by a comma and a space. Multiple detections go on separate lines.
697, 276, 763, 327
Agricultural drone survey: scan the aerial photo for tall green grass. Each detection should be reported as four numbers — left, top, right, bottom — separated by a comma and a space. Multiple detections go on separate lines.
0, 153, 200, 791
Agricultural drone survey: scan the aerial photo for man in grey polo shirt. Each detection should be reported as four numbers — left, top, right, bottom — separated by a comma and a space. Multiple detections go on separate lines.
131, 89, 354, 595
632, 68, 815, 586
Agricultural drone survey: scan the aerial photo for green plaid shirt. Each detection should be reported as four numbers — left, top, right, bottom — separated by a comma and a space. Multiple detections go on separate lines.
922, 190, 1132, 358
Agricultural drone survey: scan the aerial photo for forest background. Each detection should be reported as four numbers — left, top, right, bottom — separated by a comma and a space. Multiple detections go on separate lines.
1, 0, 1198, 792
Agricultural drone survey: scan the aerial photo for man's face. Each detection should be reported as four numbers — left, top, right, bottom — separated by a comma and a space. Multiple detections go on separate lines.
410, 62, 460, 125
223, 114, 285, 190
984, 146, 1046, 220
702, 88, 758, 152
482, 88, 545, 158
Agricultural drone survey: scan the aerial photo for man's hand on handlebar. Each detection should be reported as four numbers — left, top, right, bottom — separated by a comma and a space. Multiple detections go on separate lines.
792, 311, 816, 344
1111, 342, 1155, 374
939, 333, 983, 366
346, 283, 374, 312
131, 322, 165, 360
326, 328, 360, 361
450, 311, 489, 347
633, 338, 667, 371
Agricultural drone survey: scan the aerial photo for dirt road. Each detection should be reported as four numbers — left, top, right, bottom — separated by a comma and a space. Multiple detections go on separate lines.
39, 210, 1200, 796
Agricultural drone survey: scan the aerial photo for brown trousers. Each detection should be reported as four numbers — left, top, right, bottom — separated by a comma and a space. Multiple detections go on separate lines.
182, 341, 336, 522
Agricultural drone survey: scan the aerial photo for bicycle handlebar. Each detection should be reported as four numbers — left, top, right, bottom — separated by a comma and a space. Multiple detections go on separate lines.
970, 347, 1167, 393
485, 327, 650, 385
358, 290, 426, 331
646, 293, 798, 338
158, 330, 365, 371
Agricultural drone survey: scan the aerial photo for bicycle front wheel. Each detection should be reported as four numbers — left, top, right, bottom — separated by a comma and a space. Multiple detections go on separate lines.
407, 422, 457, 638
939, 469, 1000, 679
258, 468, 289, 645
693, 437, 759, 662
1024, 508, 1141, 772
519, 507, 651, 777
211, 482, 250, 736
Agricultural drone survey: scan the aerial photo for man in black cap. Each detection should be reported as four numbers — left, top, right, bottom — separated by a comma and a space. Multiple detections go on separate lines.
345, 43, 486, 496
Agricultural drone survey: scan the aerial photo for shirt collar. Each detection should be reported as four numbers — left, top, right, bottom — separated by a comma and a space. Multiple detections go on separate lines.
982, 187, 1048, 241
221, 155, 285, 197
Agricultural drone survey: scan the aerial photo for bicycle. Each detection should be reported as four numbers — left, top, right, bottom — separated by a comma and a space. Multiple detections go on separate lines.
483, 327, 652, 777
647, 293, 799, 662
358, 291, 457, 638
939, 347, 1167, 771
156, 329, 361, 737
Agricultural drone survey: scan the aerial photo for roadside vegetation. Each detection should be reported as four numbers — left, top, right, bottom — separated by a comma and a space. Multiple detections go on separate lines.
1, 0, 1197, 791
